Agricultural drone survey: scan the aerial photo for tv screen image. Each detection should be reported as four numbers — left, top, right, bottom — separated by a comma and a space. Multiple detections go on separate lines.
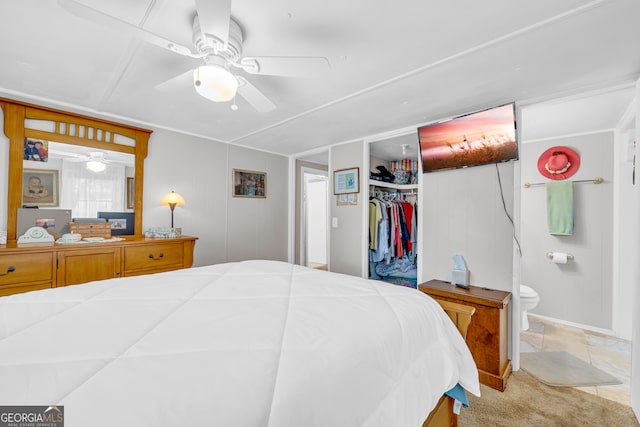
418, 103, 517, 173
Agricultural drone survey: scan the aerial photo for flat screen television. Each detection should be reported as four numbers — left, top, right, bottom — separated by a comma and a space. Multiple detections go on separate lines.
417, 103, 518, 173
97, 211, 135, 235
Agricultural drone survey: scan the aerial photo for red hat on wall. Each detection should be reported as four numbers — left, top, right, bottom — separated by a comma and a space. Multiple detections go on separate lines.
537, 146, 581, 180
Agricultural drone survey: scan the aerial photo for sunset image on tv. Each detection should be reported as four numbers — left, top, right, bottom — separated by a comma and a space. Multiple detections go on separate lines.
418, 103, 517, 172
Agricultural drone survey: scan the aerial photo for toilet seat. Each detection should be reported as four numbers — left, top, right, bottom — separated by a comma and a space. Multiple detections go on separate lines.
520, 285, 538, 299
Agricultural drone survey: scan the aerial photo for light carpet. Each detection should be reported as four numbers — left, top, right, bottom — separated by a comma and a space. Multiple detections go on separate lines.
520, 351, 621, 387
460, 370, 638, 427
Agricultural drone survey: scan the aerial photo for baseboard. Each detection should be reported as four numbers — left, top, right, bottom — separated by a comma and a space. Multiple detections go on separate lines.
528, 313, 617, 338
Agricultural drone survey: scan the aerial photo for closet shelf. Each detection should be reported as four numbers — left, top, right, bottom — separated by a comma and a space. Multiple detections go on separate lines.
369, 179, 418, 190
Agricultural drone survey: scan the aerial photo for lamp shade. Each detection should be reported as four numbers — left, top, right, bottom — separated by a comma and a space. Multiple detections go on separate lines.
160, 191, 186, 207
193, 65, 238, 102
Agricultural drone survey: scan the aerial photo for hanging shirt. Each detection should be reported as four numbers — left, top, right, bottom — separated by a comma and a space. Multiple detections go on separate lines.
369, 198, 382, 251
400, 201, 413, 253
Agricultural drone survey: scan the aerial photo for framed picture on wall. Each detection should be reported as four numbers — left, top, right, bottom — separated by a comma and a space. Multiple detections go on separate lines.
126, 177, 135, 209
23, 138, 49, 162
22, 168, 59, 207
233, 169, 267, 198
333, 167, 359, 195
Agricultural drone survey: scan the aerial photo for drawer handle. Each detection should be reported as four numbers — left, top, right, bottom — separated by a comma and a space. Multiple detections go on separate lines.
0, 266, 16, 276
148, 252, 164, 260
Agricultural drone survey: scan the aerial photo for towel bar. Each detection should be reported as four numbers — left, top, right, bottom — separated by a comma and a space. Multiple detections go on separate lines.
523, 177, 604, 188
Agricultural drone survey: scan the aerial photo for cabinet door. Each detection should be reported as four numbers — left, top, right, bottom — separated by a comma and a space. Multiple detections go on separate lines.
57, 247, 121, 286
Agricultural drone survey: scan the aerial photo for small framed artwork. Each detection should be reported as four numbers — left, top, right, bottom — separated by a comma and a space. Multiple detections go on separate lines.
126, 177, 135, 209
22, 168, 59, 207
233, 169, 267, 198
23, 138, 49, 162
98, 211, 135, 235
333, 167, 360, 195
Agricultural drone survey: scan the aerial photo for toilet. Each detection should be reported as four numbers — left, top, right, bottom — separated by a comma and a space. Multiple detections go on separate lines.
520, 285, 540, 331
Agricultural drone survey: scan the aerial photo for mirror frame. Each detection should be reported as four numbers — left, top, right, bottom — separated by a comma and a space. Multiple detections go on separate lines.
1, 97, 152, 241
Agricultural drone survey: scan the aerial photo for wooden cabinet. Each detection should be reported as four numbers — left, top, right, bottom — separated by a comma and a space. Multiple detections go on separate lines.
0, 236, 197, 296
418, 279, 512, 391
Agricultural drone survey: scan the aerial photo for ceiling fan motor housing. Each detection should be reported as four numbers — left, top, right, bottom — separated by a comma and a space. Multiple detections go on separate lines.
192, 15, 243, 63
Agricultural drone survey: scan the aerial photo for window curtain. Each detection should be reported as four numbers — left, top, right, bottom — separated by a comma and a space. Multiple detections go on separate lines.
60, 160, 126, 218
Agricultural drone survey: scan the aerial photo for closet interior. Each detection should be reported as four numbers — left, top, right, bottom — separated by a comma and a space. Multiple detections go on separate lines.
368, 134, 421, 288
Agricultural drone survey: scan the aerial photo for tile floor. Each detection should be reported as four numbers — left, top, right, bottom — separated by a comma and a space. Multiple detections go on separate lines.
520, 315, 632, 405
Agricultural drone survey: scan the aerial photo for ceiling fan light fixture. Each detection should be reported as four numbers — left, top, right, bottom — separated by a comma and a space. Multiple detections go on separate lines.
193, 65, 238, 102
86, 159, 106, 172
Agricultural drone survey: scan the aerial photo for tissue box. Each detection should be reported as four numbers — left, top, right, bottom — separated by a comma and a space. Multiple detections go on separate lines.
452, 269, 469, 287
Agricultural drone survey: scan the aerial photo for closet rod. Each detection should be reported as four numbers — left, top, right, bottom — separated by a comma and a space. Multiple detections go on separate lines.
522, 177, 604, 188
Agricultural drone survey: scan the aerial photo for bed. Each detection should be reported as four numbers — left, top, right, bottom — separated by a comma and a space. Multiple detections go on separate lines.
0, 260, 479, 426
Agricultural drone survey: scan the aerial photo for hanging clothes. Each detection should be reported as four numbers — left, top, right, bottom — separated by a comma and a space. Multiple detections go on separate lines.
368, 189, 418, 287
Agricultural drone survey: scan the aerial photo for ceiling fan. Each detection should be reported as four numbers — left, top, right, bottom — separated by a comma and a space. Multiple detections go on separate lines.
57, 0, 330, 112
61, 151, 115, 172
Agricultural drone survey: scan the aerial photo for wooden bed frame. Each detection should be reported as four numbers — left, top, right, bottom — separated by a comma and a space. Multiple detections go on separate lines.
423, 299, 476, 427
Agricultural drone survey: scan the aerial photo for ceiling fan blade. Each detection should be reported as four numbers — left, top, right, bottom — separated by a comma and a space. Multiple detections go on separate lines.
154, 70, 194, 93
195, 0, 232, 47
57, 0, 200, 57
236, 77, 276, 113
240, 56, 330, 77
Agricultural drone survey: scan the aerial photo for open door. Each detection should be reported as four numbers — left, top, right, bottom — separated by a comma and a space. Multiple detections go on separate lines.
301, 168, 328, 270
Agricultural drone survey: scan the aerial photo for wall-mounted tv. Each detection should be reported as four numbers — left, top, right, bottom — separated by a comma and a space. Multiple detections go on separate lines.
417, 103, 518, 173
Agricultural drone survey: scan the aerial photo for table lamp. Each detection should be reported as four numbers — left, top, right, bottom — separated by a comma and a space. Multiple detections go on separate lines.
160, 191, 185, 228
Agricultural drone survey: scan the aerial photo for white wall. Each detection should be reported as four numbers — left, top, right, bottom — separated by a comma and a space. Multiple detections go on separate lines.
226, 145, 289, 262
421, 162, 516, 292
329, 141, 365, 276
143, 129, 289, 267
520, 133, 614, 329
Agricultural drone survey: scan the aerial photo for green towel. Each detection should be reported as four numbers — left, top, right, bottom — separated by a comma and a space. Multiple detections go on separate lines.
546, 180, 574, 235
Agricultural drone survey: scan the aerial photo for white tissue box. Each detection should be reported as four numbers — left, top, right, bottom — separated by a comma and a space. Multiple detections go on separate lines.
452, 269, 469, 287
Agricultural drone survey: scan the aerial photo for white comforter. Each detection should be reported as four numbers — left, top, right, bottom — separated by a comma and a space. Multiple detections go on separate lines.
0, 260, 479, 427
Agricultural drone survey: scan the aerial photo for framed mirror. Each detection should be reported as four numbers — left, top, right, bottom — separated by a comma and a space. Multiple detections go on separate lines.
1, 98, 152, 241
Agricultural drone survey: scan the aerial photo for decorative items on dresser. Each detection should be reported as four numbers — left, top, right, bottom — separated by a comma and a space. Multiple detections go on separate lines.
418, 279, 513, 391
0, 236, 197, 297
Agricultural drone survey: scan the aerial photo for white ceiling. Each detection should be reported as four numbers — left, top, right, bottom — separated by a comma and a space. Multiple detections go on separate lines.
0, 0, 638, 160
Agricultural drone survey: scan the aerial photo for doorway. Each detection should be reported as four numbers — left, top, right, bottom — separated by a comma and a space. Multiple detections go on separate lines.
301, 168, 328, 270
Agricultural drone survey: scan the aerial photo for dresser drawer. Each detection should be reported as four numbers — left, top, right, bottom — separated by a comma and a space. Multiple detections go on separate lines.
0, 252, 53, 286
124, 242, 184, 272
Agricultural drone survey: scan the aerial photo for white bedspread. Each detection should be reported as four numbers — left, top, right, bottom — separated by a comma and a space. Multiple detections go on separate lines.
0, 260, 479, 426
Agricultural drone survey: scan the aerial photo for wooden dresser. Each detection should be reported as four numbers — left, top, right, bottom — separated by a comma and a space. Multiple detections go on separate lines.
0, 236, 197, 297
418, 279, 512, 391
